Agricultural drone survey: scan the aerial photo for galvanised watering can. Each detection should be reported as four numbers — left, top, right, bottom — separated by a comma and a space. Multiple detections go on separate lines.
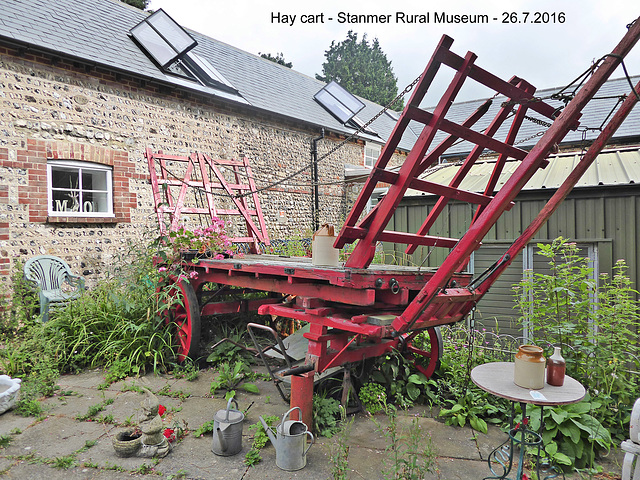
211, 398, 244, 456
260, 407, 314, 471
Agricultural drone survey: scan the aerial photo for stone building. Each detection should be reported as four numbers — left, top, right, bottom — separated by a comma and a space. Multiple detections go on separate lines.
0, 0, 412, 284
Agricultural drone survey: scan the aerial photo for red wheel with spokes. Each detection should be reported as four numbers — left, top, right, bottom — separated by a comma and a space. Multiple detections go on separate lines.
401, 327, 443, 378
165, 280, 201, 362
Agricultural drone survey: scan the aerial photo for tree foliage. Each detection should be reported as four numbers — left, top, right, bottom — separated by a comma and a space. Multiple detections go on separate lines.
316, 31, 403, 111
259, 52, 293, 69
120, 0, 149, 9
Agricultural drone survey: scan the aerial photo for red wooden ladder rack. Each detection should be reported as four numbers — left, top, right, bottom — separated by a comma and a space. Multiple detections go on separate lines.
146, 149, 270, 252
336, 24, 640, 335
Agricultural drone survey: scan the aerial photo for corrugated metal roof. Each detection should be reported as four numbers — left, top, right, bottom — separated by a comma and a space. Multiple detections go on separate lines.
431, 75, 640, 156
405, 147, 640, 196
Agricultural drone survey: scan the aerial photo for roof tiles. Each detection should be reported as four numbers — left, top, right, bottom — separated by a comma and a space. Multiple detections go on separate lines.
0, 0, 637, 155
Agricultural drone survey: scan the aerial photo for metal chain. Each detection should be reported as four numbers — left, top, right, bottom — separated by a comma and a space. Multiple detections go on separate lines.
152, 73, 424, 201
223, 72, 424, 199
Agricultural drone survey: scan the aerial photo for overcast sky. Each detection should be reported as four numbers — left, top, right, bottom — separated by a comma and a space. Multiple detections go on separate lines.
148, 0, 640, 104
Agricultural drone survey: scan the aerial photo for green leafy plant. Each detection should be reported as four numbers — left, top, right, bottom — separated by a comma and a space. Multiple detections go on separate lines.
369, 350, 432, 408
205, 327, 250, 366
359, 382, 387, 414
371, 405, 436, 480
194, 418, 216, 437
513, 237, 640, 468
14, 398, 45, 418
52, 455, 76, 470
168, 470, 188, 480
245, 415, 279, 466
76, 398, 114, 421
133, 463, 157, 475
210, 360, 259, 395
438, 390, 501, 434
172, 359, 200, 381
313, 394, 342, 437
514, 238, 640, 446
328, 406, 353, 480
523, 394, 611, 470
0, 435, 11, 449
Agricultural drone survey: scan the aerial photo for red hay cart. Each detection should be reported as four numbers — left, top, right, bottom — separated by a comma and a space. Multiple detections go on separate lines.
150, 24, 640, 427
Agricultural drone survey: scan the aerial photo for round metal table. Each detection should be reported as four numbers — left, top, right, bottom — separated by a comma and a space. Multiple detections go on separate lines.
471, 362, 586, 480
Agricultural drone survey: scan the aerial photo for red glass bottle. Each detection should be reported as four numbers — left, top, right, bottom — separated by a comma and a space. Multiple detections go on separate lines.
546, 346, 566, 386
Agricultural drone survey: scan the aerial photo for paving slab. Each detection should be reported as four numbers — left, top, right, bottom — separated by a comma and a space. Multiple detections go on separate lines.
427, 456, 492, 480
0, 410, 37, 436
2, 461, 149, 479
0, 366, 626, 480
152, 435, 246, 479
415, 417, 481, 460
56, 370, 108, 390
40, 387, 117, 420
1, 415, 111, 459
168, 373, 216, 398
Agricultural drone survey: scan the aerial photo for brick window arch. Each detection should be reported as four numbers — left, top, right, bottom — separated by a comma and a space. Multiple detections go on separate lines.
6, 140, 135, 223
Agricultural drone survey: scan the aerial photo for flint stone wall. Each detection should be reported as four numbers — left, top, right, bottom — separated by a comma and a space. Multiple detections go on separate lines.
0, 47, 405, 286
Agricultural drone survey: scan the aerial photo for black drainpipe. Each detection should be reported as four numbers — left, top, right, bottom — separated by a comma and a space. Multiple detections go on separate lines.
311, 128, 325, 231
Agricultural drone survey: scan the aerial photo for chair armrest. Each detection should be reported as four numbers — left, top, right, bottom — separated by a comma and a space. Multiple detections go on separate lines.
622, 440, 640, 454
65, 273, 86, 290
24, 276, 42, 291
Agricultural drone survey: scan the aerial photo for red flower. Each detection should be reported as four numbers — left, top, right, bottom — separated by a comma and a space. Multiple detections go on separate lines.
158, 405, 166, 416
163, 428, 174, 439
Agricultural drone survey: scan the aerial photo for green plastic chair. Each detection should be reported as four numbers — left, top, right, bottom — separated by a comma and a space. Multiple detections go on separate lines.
23, 255, 85, 322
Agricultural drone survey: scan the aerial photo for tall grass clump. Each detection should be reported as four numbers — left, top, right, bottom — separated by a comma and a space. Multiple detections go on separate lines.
44, 242, 176, 377
0, 239, 178, 386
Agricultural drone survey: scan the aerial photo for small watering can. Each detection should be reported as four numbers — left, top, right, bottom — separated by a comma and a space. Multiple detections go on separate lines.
211, 398, 244, 456
260, 407, 314, 471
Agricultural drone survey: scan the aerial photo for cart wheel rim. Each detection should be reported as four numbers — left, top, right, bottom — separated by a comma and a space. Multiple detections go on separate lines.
402, 327, 443, 378
162, 280, 201, 362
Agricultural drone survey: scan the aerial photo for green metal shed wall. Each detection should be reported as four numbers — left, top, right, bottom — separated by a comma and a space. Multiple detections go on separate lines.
385, 185, 640, 334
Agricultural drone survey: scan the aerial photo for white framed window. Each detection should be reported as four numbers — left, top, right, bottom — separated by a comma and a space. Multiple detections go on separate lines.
364, 142, 381, 168
47, 160, 114, 217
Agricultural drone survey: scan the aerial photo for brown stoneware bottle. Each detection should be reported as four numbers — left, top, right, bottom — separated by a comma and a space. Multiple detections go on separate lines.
546, 346, 566, 386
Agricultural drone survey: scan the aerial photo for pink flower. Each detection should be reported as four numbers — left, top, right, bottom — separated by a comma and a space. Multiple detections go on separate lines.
189, 271, 199, 279
158, 267, 167, 272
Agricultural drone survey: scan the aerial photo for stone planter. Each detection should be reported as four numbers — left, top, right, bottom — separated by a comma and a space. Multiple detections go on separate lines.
112, 430, 142, 457
0, 375, 21, 415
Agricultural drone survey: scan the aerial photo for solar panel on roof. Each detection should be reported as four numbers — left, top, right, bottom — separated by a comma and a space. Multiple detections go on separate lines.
185, 52, 237, 92
315, 81, 365, 123
130, 9, 196, 68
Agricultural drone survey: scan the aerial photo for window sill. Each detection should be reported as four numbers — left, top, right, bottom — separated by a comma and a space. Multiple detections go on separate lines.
47, 216, 118, 224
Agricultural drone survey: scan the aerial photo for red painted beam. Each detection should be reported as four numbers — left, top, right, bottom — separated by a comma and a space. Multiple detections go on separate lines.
407, 106, 529, 160
336, 35, 456, 249
474, 76, 640, 297
405, 82, 524, 255
374, 169, 498, 206
349, 99, 494, 235
438, 49, 574, 127
340, 226, 459, 248
200, 297, 281, 317
197, 270, 377, 306
393, 16, 640, 334
345, 51, 478, 268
